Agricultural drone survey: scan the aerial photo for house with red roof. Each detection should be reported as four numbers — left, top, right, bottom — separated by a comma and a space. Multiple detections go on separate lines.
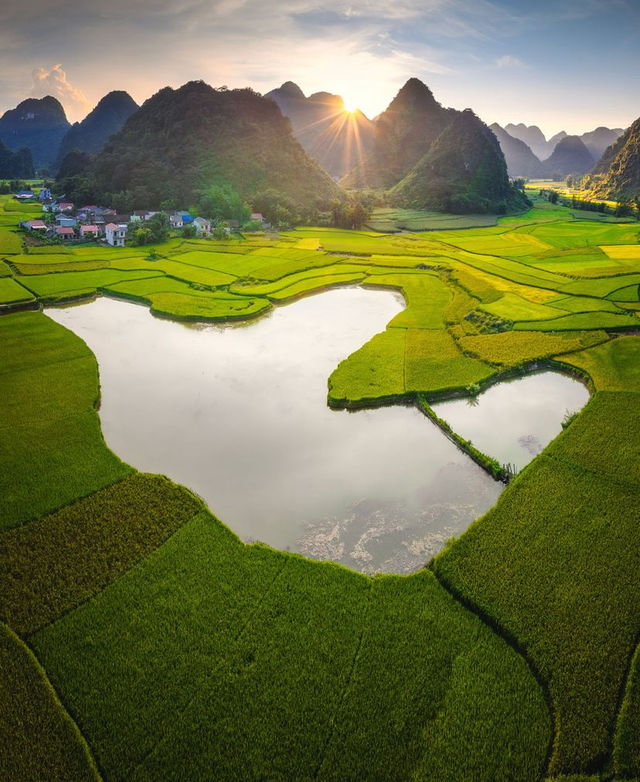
21, 219, 47, 232
80, 224, 101, 239
55, 226, 75, 242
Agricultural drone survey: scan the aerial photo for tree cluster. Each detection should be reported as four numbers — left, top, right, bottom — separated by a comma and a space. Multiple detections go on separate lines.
330, 196, 372, 229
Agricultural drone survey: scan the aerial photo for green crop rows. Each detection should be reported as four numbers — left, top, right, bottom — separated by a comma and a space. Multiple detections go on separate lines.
1, 192, 639, 780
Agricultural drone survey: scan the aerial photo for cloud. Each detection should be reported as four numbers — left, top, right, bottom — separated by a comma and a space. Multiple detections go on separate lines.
30, 63, 89, 118
495, 54, 526, 68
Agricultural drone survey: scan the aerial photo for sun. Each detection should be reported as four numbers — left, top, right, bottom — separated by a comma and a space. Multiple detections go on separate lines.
342, 100, 358, 115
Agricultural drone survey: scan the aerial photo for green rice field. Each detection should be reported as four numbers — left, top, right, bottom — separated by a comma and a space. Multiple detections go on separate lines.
1, 192, 639, 780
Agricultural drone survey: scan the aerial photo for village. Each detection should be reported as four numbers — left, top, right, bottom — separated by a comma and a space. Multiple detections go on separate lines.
15, 185, 269, 246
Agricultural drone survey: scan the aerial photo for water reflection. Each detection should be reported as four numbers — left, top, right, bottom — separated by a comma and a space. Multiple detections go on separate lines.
432, 372, 589, 472
47, 291, 556, 574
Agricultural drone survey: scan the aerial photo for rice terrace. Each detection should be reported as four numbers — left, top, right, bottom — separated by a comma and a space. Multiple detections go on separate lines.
1, 185, 639, 780
2, 2, 640, 778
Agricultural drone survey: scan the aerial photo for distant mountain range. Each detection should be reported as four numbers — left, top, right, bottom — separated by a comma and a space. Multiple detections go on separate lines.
2, 76, 635, 212
57, 91, 138, 165
490, 124, 545, 179
0, 96, 70, 169
265, 82, 375, 179
0, 92, 138, 173
542, 136, 595, 179
492, 123, 625, 178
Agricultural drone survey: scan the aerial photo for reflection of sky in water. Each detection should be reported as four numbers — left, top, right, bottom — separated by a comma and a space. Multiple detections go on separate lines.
46, 291, 580, 574
432, 373, 589, 472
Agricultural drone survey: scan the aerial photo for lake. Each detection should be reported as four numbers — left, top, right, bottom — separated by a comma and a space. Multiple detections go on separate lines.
46, 289, 587, 573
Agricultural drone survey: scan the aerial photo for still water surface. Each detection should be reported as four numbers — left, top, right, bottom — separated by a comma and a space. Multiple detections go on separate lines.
47, 290, 587, 573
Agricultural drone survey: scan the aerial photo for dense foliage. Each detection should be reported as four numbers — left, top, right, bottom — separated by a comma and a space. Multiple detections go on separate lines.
59, 81, 342, 219
391, 110, 530, 214
0, 139, 34, 178
589, 115, 640, 200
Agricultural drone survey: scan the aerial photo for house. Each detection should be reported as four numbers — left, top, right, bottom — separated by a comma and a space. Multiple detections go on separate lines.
178, 212, 194, 224
80, 224, 101, 239
55, 226, 75, 242
21, 219, 47, 231
38, 187, 52, 202
130, 210, 147, 223
169, 213, 183, 229
250, 212, 264, 222
56, 202, 74, 212
192, 217, 212, 237
55, 213, 77, 228
105, 223, 127, 247
15, 190, 35, 201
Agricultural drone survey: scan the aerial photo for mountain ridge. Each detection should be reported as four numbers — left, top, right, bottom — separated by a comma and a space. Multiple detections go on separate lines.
59, 80, 342, 216
57, 91, 139, 167
265, 81, 375, 179
0, 96, 70, 169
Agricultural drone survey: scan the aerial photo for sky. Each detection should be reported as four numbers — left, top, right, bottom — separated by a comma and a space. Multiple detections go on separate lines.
0, 0, 638, 137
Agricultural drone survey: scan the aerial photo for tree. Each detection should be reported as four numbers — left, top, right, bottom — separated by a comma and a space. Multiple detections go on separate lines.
182, 224, 196, 238
112, 190, 134, 214
213, 222, 229, 240
134, 227, 152, 245
197, 184, 250, 222
252, 189, 298, 226
146, 212, 170, 243
330, 196, 371, 229
350, 200, 368, 229
615, 199, 634, 218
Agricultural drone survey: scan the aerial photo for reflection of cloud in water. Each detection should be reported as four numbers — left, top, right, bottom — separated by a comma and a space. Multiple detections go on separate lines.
297, 462, 501, 574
